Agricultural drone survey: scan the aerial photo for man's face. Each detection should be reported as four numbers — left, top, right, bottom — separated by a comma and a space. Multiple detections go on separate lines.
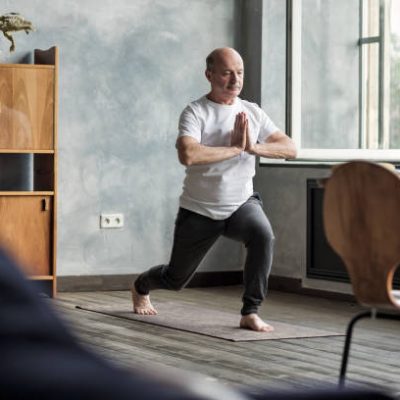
206, 50, 244, 104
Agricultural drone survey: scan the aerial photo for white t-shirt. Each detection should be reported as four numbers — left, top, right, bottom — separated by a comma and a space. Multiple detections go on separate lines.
177, 96, 279, 220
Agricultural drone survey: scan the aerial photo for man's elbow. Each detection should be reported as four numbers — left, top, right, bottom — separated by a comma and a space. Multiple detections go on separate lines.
178, 150, 194, 166
285, 139, 297, 159
287, 144, 297, 159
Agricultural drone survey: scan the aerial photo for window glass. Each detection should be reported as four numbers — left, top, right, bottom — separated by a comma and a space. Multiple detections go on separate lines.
301, 0, 360, 149
261, 0, 286, 131
390, 0, 400, 148
362, 0, 380, 38
361, 42, 380, 149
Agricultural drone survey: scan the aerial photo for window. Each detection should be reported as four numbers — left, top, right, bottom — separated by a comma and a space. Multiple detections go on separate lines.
284, 0, 400, 161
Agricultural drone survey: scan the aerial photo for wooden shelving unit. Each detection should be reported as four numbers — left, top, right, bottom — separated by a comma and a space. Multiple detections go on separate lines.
0, 47, 58, 296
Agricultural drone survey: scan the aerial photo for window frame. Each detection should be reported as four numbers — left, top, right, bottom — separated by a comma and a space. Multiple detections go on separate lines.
263, 0, 400, 163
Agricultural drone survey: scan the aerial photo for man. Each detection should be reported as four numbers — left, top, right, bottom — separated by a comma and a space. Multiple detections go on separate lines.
132, 47, 297, 332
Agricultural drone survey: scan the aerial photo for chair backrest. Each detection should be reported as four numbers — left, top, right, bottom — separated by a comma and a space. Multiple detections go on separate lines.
323, 161, 400, 310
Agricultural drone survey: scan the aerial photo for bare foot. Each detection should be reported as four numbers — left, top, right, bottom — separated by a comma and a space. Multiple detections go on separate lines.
131, 286, 157, 315
240, 313, 274, 332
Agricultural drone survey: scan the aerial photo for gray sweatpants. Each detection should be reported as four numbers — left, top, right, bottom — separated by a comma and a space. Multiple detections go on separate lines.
134, 193, 275, 315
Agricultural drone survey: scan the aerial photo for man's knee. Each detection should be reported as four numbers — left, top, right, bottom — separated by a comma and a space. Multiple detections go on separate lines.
261, 227, 275, 247
251, 221, 275, 246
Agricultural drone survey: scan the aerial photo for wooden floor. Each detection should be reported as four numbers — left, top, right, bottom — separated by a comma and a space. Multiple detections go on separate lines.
55, 286, 400, 398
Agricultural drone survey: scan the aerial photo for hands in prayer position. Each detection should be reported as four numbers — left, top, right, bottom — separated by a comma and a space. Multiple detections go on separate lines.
231, 112, 256, 154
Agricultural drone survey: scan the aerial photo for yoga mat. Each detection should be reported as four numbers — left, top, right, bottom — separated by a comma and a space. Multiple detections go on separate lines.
76, 301, 343, 342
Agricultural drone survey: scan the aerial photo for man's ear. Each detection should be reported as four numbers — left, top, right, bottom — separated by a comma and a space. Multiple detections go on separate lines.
205, 69, 212, 82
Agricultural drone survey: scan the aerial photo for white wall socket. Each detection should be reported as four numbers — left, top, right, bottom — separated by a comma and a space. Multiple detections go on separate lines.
100, 213, 124, 229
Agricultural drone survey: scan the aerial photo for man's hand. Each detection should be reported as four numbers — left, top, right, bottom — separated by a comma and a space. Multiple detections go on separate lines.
245, 123, 256, 154
247, 131, 297, 159
231, 112, 247, 151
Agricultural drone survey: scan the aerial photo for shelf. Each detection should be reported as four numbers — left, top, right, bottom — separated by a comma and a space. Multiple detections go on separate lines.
0, 46, 58, 297
0, 149, 55, 154
30, 275, 54, 281
0, 191, 54, 196
0, 64, 54, 70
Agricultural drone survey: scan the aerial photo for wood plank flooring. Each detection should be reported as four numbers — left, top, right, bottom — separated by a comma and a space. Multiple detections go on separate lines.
54, 286, 400, 398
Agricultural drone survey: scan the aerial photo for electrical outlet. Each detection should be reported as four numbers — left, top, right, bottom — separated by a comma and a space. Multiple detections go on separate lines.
100, 213, 124, 229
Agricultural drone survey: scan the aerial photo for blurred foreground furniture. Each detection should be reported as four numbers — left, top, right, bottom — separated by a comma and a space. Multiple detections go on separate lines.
323, 161, 400, 387
0, 246, 395, 399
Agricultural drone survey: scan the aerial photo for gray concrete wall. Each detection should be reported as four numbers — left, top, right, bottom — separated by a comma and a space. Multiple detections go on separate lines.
1, 0, 244, 276
254, 166, 331, 279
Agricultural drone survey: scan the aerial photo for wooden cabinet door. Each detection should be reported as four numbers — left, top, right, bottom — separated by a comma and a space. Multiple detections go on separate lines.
0, 66, 54, 150
0, 196, 52, 276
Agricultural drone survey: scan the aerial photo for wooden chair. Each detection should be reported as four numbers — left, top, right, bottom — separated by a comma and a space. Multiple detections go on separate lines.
322, 160, 400, 387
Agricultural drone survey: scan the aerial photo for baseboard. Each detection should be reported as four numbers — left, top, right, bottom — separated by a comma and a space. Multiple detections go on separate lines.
58, 270, 244, 292
58, 271, 355, 301
268, 276, 355, 302
58, 274, 137, 292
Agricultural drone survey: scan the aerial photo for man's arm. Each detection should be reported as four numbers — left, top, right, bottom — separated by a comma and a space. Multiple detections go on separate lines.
246, 130, 297, 159
176, 112, 248, 166
176, 136, 241, 166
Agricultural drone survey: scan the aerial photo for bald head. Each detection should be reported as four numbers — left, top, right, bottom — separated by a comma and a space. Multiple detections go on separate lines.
205, 47, 244, 105
206, 47, 243, 72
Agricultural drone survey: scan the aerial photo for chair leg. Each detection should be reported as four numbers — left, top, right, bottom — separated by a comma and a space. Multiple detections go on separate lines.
339, 310, 372, 388
339, 310, 400, 387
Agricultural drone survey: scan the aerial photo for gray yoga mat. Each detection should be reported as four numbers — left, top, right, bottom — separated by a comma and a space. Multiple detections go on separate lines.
76, 301, 343, 342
